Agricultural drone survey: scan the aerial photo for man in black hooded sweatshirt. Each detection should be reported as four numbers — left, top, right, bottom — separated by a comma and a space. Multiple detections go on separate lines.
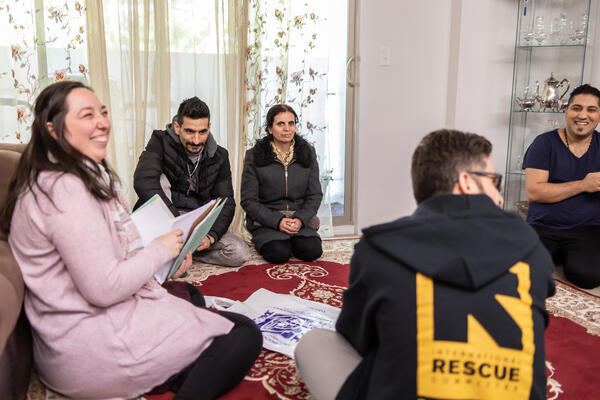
295, 129, 555, 400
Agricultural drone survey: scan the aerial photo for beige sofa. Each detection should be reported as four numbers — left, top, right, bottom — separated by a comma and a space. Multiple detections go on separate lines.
0, 143, 32, 400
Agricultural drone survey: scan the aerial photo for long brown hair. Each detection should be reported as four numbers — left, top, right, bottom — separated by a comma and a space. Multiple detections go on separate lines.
0, 80, 119, 235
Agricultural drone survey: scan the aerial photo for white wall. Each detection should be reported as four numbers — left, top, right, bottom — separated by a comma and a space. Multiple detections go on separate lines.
454, 1, 517, 188
355, 0, 517, 231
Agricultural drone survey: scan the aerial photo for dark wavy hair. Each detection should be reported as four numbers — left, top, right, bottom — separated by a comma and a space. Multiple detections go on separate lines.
411, 129, 492, 204
265, 104, 298, 136
176, 96, 210, 124
0, 80, 119, 235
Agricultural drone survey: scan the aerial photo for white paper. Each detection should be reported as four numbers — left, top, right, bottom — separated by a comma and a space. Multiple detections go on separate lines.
129, 195, 174, 246
130, 196, 219, 284
171, 200, 216, 239
208, 289, 340, 358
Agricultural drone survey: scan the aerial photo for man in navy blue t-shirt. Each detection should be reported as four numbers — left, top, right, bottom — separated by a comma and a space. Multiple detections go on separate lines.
523, 83, 600, 289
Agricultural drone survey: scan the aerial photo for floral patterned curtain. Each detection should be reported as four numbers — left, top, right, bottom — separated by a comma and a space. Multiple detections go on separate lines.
245, 0, 334, 236
0, 0, 88, 143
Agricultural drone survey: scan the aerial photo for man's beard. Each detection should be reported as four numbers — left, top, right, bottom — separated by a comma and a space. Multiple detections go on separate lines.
185, 143, 203, 154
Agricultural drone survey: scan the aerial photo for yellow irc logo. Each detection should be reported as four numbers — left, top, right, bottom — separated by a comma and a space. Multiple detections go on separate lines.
416, 262, 534, 400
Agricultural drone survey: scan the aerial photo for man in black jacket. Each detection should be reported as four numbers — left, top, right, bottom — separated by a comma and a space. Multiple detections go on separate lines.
133, 97, 248, 267
295, 129, 555, 400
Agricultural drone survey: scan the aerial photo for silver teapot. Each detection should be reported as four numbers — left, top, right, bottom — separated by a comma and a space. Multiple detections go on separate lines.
535, 73, 570, 111
558, 98, 569, 112
516, 87, 536, 111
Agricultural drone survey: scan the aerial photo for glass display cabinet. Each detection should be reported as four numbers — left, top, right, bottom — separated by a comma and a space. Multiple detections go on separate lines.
505, 0, 596, 217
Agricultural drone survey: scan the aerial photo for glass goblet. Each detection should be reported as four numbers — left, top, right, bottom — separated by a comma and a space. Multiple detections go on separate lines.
534, 31, 546, 45
522, 30, 534, 45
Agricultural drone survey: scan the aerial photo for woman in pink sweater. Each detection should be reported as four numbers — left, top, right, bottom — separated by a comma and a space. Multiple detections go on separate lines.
0, 81, 261, 400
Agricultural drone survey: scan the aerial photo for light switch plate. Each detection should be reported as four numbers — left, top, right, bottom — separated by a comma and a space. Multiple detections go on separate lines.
379, 45, 391, 66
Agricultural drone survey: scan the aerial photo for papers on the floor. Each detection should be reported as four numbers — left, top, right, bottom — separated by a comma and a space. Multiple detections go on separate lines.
131, 195, 226, 284
205, 289, 341, 358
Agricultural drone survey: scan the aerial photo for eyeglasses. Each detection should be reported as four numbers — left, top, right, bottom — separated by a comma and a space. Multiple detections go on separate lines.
467, 171, 503, 191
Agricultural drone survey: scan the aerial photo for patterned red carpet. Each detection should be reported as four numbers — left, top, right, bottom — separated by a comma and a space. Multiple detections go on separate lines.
203, 261, 348, 400
146, 238, 355, 400
27, 239, 600, 399
544, 279, 600, 400
143, 263, 348, 400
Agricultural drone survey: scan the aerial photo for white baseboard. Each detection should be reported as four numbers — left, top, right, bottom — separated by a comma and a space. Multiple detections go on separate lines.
333, 225, 356, 237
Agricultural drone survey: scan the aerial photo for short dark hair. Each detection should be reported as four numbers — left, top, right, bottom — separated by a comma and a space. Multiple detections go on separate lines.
411, 129, 492, 204
567, 84, 600, 107
265, 104, 298, 134
176, 97, 210, 124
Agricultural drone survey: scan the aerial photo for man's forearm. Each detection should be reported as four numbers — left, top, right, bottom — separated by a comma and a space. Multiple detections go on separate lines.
527, 180, 585, 203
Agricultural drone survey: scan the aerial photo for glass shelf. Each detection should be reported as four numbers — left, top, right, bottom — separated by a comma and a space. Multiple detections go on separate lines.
504, 0, 593, 216
512, 110, 565, 114
518, 44, 586, 49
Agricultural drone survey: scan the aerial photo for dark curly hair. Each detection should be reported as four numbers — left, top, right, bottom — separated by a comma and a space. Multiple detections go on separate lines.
176, 96, 210, 124
411, 129, 492, 204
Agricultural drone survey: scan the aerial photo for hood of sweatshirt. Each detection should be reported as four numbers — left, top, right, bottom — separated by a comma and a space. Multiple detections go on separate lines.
362, 194, 540, 291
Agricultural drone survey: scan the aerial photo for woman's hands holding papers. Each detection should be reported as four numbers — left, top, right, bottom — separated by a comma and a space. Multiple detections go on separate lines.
156, 229, 185, 258
171, 252, 192, 279
154, 229, 192, 280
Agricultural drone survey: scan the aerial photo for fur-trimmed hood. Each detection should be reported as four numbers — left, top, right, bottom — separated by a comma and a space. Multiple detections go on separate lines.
252, 134, 314, 167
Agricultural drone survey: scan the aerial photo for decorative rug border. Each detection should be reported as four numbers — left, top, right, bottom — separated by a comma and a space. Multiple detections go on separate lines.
546, 280, 600, 337
553, 277, 600, 299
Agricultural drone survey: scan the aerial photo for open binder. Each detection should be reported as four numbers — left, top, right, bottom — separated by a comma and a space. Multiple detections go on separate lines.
130, 195, 226, 283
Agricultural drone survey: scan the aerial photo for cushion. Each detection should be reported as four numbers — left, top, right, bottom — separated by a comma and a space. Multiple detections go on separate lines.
0, 149, 23, 241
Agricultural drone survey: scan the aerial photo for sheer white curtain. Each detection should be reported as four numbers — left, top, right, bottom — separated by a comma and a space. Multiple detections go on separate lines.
166, 0, 246, 233
245, 0, 334, 237
166, 0, 244, 179
86, 0, 172, 205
